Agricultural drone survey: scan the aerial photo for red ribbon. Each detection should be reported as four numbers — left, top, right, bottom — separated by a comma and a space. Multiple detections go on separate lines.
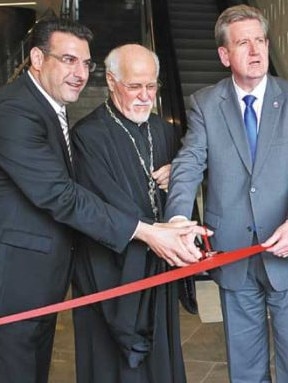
0, 244, 265, 326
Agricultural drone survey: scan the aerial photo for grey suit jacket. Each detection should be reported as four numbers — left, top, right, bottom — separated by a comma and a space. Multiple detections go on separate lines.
165, 75, 288, 290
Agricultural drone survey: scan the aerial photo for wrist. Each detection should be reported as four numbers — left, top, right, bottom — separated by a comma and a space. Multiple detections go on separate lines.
169, 215, 189, 223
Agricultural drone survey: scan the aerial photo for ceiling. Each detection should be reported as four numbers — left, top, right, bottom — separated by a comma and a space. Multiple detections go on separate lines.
0, 0, 63, 16
0, 1, 37, 8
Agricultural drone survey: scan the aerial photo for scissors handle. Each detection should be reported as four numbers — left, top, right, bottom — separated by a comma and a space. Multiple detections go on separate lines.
202, 226, 212, 252
194, 226, 215, 259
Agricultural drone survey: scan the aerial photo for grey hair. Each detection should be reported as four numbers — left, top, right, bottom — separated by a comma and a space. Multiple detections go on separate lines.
215, 4, 269, 47
104, 44, 160, 79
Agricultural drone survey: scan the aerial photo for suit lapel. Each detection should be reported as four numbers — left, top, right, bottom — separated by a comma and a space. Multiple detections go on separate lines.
24, 73, 75, 177
219, 81, 253, 174
253, 76, 282, 178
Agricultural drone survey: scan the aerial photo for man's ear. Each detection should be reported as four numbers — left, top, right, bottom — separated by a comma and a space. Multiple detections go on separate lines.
218, 46, 230, 68
30, 47, 44, 70
106, 72, 115, 92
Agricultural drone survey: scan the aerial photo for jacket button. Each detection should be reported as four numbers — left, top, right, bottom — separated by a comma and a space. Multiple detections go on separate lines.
250, 187, 256, 193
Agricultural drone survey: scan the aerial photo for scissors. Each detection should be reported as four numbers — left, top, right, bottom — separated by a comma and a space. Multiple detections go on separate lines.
195, 226, 221, 260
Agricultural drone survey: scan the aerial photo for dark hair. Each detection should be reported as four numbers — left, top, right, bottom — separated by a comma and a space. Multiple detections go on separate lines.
30, 17, 94, 51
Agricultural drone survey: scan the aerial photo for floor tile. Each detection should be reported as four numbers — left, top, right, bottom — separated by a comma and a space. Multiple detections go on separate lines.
49, 304, 229, 383
48, 298, 276, 382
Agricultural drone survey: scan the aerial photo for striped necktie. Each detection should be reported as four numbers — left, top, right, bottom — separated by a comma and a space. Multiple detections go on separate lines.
58, 107, 72, 161
243, 95, 257, 163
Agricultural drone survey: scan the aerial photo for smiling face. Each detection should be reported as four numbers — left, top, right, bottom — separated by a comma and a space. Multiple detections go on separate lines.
218, 19, 269, 92
106, 45, 159, 124
29, 31, 91, 105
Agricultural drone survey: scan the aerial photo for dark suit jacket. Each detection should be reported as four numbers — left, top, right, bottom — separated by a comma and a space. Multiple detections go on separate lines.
165, 75, 288, 291
0, 71, 137, 315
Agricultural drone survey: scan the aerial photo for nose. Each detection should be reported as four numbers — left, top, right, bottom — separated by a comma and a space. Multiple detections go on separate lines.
138, 85, 150, 100
249, 41, 259, 54
73, 61, 89, 78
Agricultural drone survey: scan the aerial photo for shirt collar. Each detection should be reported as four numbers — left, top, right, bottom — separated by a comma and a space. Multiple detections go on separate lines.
233, 75, 267, 102
28, 70, 64, 115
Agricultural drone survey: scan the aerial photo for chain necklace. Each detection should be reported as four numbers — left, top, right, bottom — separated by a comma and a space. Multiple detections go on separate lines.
105, 99, 159, 221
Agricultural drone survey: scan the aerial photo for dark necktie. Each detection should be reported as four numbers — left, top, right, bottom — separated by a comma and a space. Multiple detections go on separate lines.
58, 108, 72, 161
243, 95, 257, 163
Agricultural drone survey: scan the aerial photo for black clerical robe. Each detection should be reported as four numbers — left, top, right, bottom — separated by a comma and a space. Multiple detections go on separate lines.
71, 99, 186, 383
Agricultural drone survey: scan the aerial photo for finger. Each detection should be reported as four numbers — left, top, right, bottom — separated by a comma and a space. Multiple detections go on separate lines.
164, 257, 174, 267
151, 169, 161, 179
153, 169, 168, 180
177, 235, 203, 262
279, 254, 288, 258
155, 176, 169, 189
157, 182, 169, 189
178, 239, 202, 262
168, 219, 192, 227
192, 226, 214, 237
152, 171, 165, 182
265, 240, 283, 253
162, 253, 189, 267
152, 164, 170, 179
184, 243, 202, 260
261, 236, 278, 249
181, 233, 201, 255
262, 229, 283, 248
274, 245, 288, 256
174, 258, 191, 267
166, 221, 198, 229
158, 185, 169, 192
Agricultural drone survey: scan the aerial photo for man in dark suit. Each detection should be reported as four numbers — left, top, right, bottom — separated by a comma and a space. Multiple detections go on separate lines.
0, 18, 204, 383
165, 5, 288, 383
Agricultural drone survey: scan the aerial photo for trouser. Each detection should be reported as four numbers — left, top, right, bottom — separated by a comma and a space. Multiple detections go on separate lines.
220, 253, 288, 383
0, 316, 57, 383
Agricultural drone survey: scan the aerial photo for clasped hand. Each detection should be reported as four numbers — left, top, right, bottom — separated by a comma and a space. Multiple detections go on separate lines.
262, 220, 288, 258
153, 220, 213, 267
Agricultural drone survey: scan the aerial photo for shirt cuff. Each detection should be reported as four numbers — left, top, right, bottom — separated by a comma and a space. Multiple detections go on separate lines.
169, 215, 189, 222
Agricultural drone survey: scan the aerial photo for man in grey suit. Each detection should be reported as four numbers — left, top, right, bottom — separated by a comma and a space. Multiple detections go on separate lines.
0, 18, 204, 383
165, 5, 288, 383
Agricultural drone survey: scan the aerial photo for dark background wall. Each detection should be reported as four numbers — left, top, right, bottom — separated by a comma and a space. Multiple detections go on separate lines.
0, 7, 35, 84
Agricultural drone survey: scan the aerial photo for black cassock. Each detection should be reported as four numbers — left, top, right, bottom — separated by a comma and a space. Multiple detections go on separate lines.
71, 99, 186, 383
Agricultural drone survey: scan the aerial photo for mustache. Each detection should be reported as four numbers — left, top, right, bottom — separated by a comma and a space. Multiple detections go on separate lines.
132, 101, 153, 107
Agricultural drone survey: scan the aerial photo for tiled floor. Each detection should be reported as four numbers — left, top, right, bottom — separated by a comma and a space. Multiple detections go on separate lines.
180, 308, 229, 383
48, 293, 230, 383
48, 286, 275, 383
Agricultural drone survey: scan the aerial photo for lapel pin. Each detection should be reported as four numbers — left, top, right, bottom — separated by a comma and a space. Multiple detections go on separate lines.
273, 101, 279, 108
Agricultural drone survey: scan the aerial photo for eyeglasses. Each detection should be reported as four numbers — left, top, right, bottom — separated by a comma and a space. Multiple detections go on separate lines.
117, 79, 162, 92
40, 49, 96, 73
